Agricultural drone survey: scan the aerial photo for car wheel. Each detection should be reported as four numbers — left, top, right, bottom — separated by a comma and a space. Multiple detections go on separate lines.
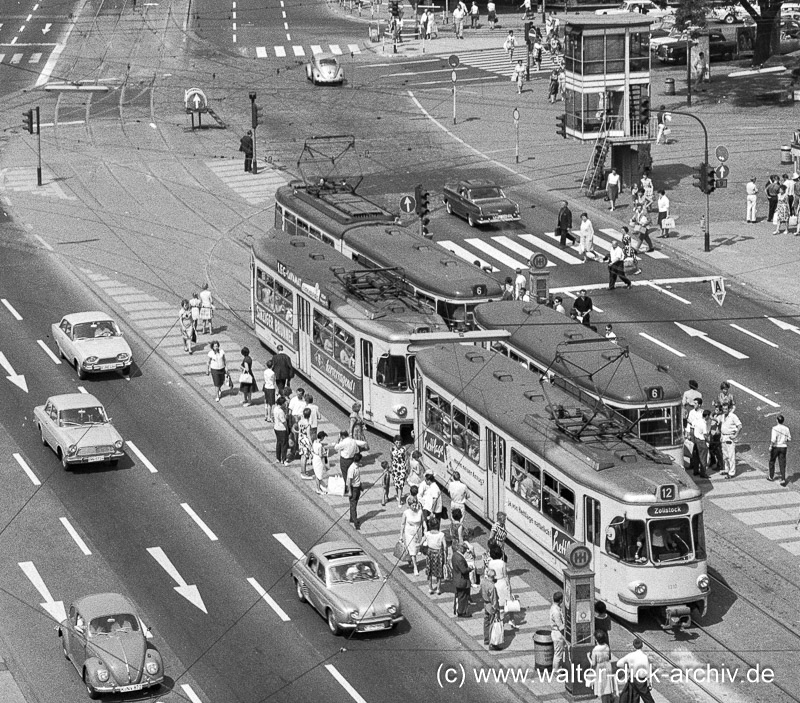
57, 344, 65, 360
295, 578, 307, 603
467, 214, 477, 227
75, 360, 86, 380
724, 14, 734, 23
445, 200, 453, 215
312, 75, 317, 85
59, 449, 70, 471
40, 424, 47, 446
326, 609, 342, 636
84, 671, 100, 700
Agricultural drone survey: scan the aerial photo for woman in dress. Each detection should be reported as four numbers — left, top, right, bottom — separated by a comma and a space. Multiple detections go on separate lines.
774, 185, 790, 234
239, 346, 254, 405
178, 299, 194, 354
578, 212, 598, 262
349, 402, 367, 447
311, 431, 328, 495
189, 292, 201, 332
390, 435, 407, 506
198, 283, 214, 335
489, 511, 508, 559
487, 542, 519, 630
206, 340, 228, 402
587, 629, 617, 703
622, 233, 642, 276
400, 497, 426, 576
263, 359, 276, 422
297, 407, 313, 478
422, 517, 447, 594
407, 450, 424, 490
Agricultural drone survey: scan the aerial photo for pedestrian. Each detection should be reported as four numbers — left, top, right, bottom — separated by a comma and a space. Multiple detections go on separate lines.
512, 60, 525, 94
188, 292, 201, 331
689, 406, 711, 479
488, 511, 508, 558
578, 212, 599, 262
273, 396, 290, 465
239, 130, 254, 173
514, 268, 527, 297
346, 453, 364, 530
419, 471, 443, 520
622, 232, 642, 275
692, 50, 707, 90
553, 296, 566, 314
198, 283, 214, 334
487, 0, 497, 28
407, 449, 424, 489
557, 66, 566, 101
720, 402, 743, 479
717, 381, 736, 412
573, 289, 593, 327
550, 591, 566, 672
380, 460, 392, 506
422, 517, 446, 594
503, 30, 517, 61
587, 630, 617, 703
482, 569, 501, 649
682, 380, 702, 427
389, 435, 407, 505
333, 430, 368, 496
206, 340, 229, 402
447, 507, 467, 569
271, 344, 294, 392
296, 408, 314, 478
487, 542, 519, 630
604, 324, 617, 343
427, 9, 438, 39
605, 168, 620, 210
746, 177, 758, 223
178, 299, 195, 354
400, 495, 426, 575
656, 190, 671, 238
773, 185, 790, 234
452, 541, 473, 617
655, 105, 669, 144
501, 276, 515, 301
765, 174, 780, 224
640, 171, 654, 211
594, 600, 612, 645
237, 346, 255, 405
448, 470, 469, 516
787, 172, 797, 212
533, 36, 543, 71
556, 200, 577, 246
547, 65, 559, 103
470, 0, 479, 27
768, 414, 791, 486
452, 3, 465, 38
263, 359, 276, 422
288, 386, 307, 429
607, 241, 632, 290
616, 638, 656, 703
419, 8, 428, 38
707, 403, 724, 472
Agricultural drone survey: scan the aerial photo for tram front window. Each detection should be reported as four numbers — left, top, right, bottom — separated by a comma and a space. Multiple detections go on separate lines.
438, 302, 471, 331
605, 518, 647, 563
648, 518, 693, 563
376, 354, 409, 391
623, 405, 682, 448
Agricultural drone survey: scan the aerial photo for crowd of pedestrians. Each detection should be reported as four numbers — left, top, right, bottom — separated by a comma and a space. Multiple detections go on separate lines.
744, 173, 800, 234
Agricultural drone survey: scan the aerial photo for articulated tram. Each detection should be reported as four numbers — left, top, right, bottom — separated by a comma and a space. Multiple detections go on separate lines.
414, 344, 708, 625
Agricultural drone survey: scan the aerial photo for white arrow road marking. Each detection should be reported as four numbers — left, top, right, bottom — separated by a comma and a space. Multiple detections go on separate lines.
13, 453, 41, 486
0, 352, 28, 392
127, 441, 158, 473
729, 324, 779, 348
644, 281, 691, 305
726, 379, 780, 408
767, 316, 800, 335
1, 299, 23, 320
18, 562, 67, 622
59, 517, 92, 555
37, 339, 61, 364
181, 503, 218, 541
674, 322, 749, 360
42, 22, 51, 33
180, 684, 204, 703
273, 533, 304, 560
147, 547, 207, 613
638, 332, 686, 357
247, 577, 291, 622
325, 664, 368, 703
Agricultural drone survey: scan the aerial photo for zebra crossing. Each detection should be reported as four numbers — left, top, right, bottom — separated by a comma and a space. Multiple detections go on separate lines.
433, 46, 559, 78
438, 227, 670, 273
254, 43, 363, 59
205, 160, 287, 205
0, 46, 55, 66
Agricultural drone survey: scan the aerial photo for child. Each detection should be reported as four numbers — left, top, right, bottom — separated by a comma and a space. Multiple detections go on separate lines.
381, 460, 392, 506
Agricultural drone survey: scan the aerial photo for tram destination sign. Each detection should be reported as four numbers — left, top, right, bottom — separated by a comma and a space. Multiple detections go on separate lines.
647, 503, 689, 517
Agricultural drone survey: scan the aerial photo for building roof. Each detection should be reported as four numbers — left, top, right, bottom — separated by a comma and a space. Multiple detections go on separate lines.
565, 14, 657, 30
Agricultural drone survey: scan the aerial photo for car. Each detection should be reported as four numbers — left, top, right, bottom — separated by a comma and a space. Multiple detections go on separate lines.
58, 593, 164, 699
35, 393, 125, 469
52, 312, 133, 379
657, 31, 737, 62
442, 179, 521, 227
291, 541, 403, 635
595, 0, 674, 17
648, 25, 702, 54
305, 54, 344, 85
706, 4, 751, 23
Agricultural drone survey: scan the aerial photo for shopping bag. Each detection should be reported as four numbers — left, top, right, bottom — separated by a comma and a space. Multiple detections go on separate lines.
504, 596, 521, 614
393, 540, 407, 560
661, 217, 675, 229
623, 257, 638, 276
790, 215, 798, 228
490, 618, 505, 646
327, 475, 346, 496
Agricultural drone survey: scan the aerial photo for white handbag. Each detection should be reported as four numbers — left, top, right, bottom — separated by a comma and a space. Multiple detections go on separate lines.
504, 596, 521, 614
327, 475, 346, 496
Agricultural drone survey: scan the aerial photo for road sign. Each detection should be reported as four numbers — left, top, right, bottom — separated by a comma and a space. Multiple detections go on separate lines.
530, 253, 548, 270
513, 107, 520, 123
184, 88, 208, 113
448, 54, 460, 68
567, 544, 592, 570
716, 164, 730, 178
715, 145, 729, 163
717, 178, 728, 188
399, 195, 416, 214
451, 70, 457, 83
711, 276, 726, 306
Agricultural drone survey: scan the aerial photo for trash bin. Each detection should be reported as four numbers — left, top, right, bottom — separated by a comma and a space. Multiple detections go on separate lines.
664, 78, 675, 96
534, 630, 554, 670
369, 21, 380, 42
782, 145, 793, 164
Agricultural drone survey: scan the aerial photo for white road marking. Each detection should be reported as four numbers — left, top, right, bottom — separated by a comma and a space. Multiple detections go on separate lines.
232, 22, 237, 30
180, 684, 204, 703
405, 75, 498, 87
284, 21, 289, 29
729, 323, 778, 348
599, 228, 669, 259
521, 232, 581, 264
311, 44, 322, 54
33, 234, 54, 250
181, 503, 219, 541
638, 332, 686, 357
255, 46, 267, 58
330, 44, 343, 55
491, 235, 549, 266
465, 238, 528, 271
13, 453, 41, 486
247, 577, 291, 621
18, 561, 67, 622
644, 281, 691, 305
385, 66, 468, 78
437, 240, 498, 272
767, 316, 800, 335
126, 441, 158, 473
59, 517, 92, 555
77, 386, 88, 394
674, 322, 749, 360
147, 547, 208, 613
325, 664, 368, 703
726, 379, 780, 408
347, 44, 361, 54
26, 13, 32, 20
274, 46, 286, 57
273, 533, 305, 560
292, 45, 305, 57
1, 298, 22, 320
37, 339, 61, 364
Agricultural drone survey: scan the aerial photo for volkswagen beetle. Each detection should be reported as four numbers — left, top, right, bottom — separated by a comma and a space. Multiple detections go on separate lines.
52, 312, 133, 378
305, 54, 344, 85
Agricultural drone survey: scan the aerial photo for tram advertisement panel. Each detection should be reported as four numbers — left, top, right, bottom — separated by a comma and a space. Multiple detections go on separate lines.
506, 493, 550, 541
423, 430, 446, 462
423, 432, 486, 496
256, 305, 297, 349
551, 528, 576, 563
311, 344, 362, 398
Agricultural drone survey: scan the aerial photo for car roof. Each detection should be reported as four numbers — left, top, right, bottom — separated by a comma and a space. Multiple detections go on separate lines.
61, 311, 116, 324
46, 393, 104, 409
74, 592, 136, 618
312, 541, 369, 563
459, 179, 496, 188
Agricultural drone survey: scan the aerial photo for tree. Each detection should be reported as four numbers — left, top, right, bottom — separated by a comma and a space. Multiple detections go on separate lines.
675, 0, 710, 29
739, 0, 783, 64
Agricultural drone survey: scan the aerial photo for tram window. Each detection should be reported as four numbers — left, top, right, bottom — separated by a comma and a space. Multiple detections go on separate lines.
510, 450, 541, 509
313, 310, 334, 354
407, 356, 416, 390
605, 518, 646, 563
256, 270, 275, 306
439, 302, 468, 332
584, 497, 601, 546
490, 342, 509, 357
648, 518, 692, 563
508, 349, 528, 369
451, 408, 479, 460
636, 407, 677, 448
296, 218, 310, 235
425, 388, 452, 441
274, 205, 283, 229
274, 282, 294, 325
334, 327, 356, 372
416, 293, 436, 314
692, 514, 706, 560
361, 340, 373, 379
284, 212, 297, 235
542, 473, 575, 535
377, 354, 409, 390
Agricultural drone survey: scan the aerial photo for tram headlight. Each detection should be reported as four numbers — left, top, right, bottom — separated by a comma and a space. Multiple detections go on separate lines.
697, 574, 710, 592
629, 581, 647, 597
394, 405, 408, 418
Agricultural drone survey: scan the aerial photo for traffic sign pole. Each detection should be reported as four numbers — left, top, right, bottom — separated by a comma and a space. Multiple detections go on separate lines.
452, 70, 457, 125
513, 108, 520, 164
249, 92, 258, 175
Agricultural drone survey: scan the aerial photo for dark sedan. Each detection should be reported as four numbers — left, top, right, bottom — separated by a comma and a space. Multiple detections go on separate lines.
657, 32, 737, 63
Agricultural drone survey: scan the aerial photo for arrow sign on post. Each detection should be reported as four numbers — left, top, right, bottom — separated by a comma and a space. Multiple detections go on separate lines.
18, 562, 67, 623
675, 322, 749, 359
0, 352, 28, 392
147, 547, 207, 613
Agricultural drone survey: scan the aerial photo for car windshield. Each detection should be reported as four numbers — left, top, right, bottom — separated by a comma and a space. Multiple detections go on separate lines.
469, 187, 503, 199
59, 407, 108, 426
329, 560, 380, 583
319, 58, 338, 67
72, 320, 119, 339
89, 613, 139, 636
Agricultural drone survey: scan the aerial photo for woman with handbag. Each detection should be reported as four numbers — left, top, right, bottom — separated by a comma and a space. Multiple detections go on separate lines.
622, 233, 642, 276
400, 497, 426, 576
487, 542, 520, 630
311, 431, 329, 495
587, 629, 617, 703
389, 435, 407, 506
239, 346, 255, 405
422, 518, 447, 594
206, 340, 228, 402
178, 299, 195, 355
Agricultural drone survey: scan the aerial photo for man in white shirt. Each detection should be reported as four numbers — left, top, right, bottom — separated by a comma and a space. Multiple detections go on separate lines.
604, 324, 617, 343
419, 472, 442, 519
304, 393, 320, 440
657, 190, 671, 238
553, 297, 566, 315
769, 414, 792, 486
746, 177, 758, 223
514, 268, 527, 298
448, 471, 468, 515
682, 380, 702, 428
334, 431, 368, 495
549, 591, 566, 672
690, 407, 710, 479
719, 403, 743, 479
616, 638, 656, 703
288, 387, 307, 427
607, 241, 632, 290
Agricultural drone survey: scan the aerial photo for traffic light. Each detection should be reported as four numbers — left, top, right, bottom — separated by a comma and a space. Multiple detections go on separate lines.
556, 113, 566, 139
639, 98, 650, 125
414, 184, 424, 216
693, 162, 707, 193
22, 109, 34, 134
524, 21, 532, 44
421, 212, 431, 238
251, 101, 264, 129
390, 1, 399, 17
417, 186, 431, 237
706, 165, 716, 194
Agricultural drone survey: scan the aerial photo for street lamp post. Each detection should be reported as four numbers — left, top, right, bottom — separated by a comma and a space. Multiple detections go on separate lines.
670, 110, 710, 252
513, 107, 520, 164
249, 91, 258, 175
685, 40, 692, 108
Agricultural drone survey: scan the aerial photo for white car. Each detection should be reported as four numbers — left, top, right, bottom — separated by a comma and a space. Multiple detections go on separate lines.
305, 54, 344, 85
707, 4, 751, 23
596, 0, 673, 16
52, 312, 133, 379
649, 25, 701, 54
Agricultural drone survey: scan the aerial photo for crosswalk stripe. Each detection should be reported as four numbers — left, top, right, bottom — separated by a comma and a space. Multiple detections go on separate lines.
0, 55, 5, 63
29, 52, 41, 63
465, 238, 528, 271
11, 53, 23, 64
311, 44, 323, 55
438, 240, 499, 272
433, 47, 559, 78
330, 44, 343, 55
519, 233, 582, 265
275, 45, 286, 57
493, 235, 556, 267
600, 228, 670, 259
347, 43, 361, 54
292, 45, 305, 57
256, 46, 267, 58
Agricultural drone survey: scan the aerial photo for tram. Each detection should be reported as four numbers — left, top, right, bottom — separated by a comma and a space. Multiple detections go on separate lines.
415, 344, 709, 625
251, 234, 446, 437
473, 301, 684, 465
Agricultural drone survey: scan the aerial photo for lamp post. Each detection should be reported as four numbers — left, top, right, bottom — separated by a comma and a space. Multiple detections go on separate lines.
670, 110, 710, 252
513, 107, 520, 164
249, 91, 258, 175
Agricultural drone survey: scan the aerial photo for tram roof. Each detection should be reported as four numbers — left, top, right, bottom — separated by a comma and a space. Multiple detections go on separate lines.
252, 235, 445, 339
278, 182, 395, 230
343, 224, 505, 300
415, 344, 700, 503
473, 302, 682, 405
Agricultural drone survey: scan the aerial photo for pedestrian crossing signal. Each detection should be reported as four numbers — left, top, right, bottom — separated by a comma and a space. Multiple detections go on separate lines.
556, 114, 566, 139
22, 109, 34, 134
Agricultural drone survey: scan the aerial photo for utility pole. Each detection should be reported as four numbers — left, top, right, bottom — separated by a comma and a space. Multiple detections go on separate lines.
671, 110, 710, 251
686, 39, 692, 107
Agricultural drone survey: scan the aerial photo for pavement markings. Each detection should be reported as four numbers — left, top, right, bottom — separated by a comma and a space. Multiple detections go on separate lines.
1, 298, 23, 320
311, 44, 322, 54
493, 235, 556, 267
255, 46, 267, 58
644, 281, 691, 305
273, 532, 304, 560
205, 160, 288, 205
292, 45, 305, 57
34, 234, 54, 249
430, 46, 558, 78
729, 323, 778, 348
465, 238, 528, 271
726, 379, 780, 408
13, 452, 41, 486
325, 664, 368, 703
438, 240, 499, 272
147, 547, 208, 613
59, 517, 92, 555
674, 322, 748, 360
599, 228, 670, 259
127, 441, 158, 473
18, 561, 67, 622
247, 577, 291, 622
767, 316, 800, 335
638, 332, 686, 357
77, 386, 88, 394
330, 44, 343, 55
181, 503, 219, 541
524, 233, 582, 264
347, 44, 360, 54
180, 684, 205, 703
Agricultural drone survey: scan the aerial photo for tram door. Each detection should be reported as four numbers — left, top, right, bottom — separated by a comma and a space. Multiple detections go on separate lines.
584, 496, 602, 577
360, 340, 373, 414
297, 298, 312, 370
485, 429, 506, 521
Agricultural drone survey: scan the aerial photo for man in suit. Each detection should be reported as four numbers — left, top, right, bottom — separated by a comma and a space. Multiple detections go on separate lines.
481, 569, 500, 648
271, 344, 294, 392
452, 543, 472, 618
556, 200, 576, 246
